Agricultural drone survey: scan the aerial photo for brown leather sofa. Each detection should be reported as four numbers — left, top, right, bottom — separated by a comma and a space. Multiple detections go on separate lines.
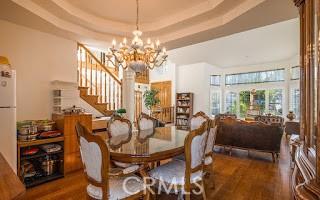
215, 117, 283, 162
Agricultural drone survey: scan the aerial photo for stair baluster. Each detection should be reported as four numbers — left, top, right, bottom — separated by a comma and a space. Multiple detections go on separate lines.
77, 43, 122, 116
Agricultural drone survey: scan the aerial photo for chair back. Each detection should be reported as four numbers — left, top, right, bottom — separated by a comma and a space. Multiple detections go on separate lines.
189, 111, 210, 131
184, 121, 208, 184
108, 115, 132, 138
138, 114, 155, 131
76, 122, 109, 199
206, 124, 217, 156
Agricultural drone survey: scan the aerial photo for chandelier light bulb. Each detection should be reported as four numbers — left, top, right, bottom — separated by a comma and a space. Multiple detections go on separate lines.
112, 39, 116, 47
123, 38, 127, 45
147, 38, 151, 45
156, 40, 160, 47
162, 47, 167, 53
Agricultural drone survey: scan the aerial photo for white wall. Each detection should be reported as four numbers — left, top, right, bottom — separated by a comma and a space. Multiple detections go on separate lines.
160, 56, 299, 118
176, 62, 222, 116
0, 20, 77, 120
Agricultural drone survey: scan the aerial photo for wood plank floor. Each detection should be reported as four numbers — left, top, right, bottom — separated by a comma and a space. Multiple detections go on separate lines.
22, 136, 291, 200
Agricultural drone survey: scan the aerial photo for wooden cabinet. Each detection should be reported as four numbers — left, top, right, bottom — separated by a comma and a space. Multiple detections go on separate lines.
52, 113, 92, 174
176, 93, 193, 130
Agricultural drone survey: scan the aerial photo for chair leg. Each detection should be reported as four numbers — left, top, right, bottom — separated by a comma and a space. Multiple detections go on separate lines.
201, 180, 207, 200
144, 190, 150, 200
271, 153, 275, 163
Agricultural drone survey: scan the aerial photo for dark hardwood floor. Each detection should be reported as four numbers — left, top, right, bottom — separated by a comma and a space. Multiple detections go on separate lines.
22, 136, 291, 200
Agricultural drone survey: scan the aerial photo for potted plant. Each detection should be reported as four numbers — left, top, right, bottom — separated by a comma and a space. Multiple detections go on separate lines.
143, 89, 160, 114
115, 108, 126, 117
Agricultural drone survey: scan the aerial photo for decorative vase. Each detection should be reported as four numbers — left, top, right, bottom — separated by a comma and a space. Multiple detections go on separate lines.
287, 111, 296, 121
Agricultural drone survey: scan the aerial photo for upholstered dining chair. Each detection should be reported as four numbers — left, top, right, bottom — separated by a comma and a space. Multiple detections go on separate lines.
176, 112, 217, 187
138, 113, 156, 131
174, 111, 210, 161
107, 116, 141, 170
204, 123, 218, 189
76, 123, 139, 177
75, 123, 147, 200
149, 121, 209, 200
190, 111, 210, 131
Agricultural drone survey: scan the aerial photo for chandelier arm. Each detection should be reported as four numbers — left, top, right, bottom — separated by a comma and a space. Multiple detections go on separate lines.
106, 52, 126, 69
106, 57, 117, 68
150, 51, 161, 64
111, 51, 125, 65
154, 55, 168, 68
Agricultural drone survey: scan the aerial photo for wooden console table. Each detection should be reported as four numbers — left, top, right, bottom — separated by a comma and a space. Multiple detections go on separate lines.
0, 153, 25, 200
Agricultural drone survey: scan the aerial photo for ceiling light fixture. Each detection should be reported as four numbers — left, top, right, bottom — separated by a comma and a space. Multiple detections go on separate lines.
106, 0, 168, 73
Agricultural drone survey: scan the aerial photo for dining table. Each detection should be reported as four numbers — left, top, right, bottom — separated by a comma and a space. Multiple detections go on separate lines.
106, 126, 189, 164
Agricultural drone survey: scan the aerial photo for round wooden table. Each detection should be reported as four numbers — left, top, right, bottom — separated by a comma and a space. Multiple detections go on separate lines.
107, 126, 189, 164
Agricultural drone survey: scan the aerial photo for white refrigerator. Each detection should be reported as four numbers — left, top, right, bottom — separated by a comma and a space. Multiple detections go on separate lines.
0, 68, 16, 173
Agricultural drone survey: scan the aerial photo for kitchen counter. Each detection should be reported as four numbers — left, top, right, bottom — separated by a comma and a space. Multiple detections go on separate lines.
92, 116, 111, 131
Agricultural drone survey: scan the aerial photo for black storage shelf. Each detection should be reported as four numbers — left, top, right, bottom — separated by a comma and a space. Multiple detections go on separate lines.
24, 173, 64, 188
21, 149, 63, 161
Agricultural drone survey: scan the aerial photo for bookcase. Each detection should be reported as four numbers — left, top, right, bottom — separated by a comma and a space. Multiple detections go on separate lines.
176, 93, 193, 130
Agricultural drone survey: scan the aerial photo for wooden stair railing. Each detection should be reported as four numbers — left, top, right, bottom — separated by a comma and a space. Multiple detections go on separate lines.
151, 106, 174, 124
77, 43, 122, 116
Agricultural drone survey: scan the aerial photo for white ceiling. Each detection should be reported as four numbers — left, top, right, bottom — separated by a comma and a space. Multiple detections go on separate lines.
0, 0, 298, 49
169, 18, 299, 67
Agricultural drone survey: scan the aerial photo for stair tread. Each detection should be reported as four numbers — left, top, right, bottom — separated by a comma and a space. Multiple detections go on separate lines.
96, 103, 108, 105
85, 94, 99, 97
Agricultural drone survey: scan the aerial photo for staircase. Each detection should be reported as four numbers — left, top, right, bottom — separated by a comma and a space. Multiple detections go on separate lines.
77, 43, 122, 116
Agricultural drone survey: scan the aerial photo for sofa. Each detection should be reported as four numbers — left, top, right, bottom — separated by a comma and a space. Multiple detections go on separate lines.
215, 117, 283, 162
254, 115, 284, 126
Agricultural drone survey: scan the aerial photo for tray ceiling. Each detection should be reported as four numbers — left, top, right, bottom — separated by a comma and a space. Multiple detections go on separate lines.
0, 0, 298, 49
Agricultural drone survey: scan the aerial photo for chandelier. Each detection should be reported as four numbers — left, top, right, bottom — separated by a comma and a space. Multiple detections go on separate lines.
106, 0, 168, 73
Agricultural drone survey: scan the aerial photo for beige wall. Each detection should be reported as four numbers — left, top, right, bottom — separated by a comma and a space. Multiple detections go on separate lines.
0, 20, 77, 120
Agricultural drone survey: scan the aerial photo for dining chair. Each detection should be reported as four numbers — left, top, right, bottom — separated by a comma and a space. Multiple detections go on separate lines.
76, 122, 139, 177
107, 116, 140, 169
149, 121, 209, 200
138, 113, 156, 131
174, 111, 210, 161
204, 123, 218, 189
75, 123, 147, 200
190, 111, 210, 131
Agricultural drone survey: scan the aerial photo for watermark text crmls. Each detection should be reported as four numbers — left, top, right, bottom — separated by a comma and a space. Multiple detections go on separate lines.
122, 176, 204, 195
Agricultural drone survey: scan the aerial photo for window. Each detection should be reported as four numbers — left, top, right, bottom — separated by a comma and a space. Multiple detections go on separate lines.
210, 75, 221, 86
268, 89, 283, 115
239, 91, 250, 118
256, 90, 266, 114
210, 90, 220, 116
290, 88, 300, 119
225, 69, 285, 85
225, 92, 237, 114
291, 66, 300, 80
